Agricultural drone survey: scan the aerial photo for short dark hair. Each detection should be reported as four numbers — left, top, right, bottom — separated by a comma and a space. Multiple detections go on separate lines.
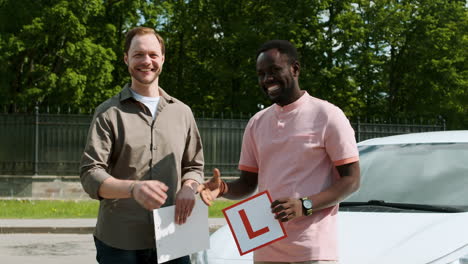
124, 27, 165, 55
256, 40, 298, 64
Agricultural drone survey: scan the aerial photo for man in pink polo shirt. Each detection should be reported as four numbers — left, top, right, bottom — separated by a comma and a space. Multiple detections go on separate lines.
200, 40, 360, 264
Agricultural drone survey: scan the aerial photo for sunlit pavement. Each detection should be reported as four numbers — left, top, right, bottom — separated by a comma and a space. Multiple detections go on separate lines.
0, 218, 226, 263
0, 233, 95, 264
0, 233, 214, 264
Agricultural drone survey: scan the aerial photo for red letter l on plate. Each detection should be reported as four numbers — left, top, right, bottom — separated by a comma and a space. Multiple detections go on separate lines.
239, 209, 270, 239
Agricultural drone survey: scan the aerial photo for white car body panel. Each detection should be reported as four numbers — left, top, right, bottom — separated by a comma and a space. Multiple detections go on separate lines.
201, 211, 468, 264
197, 224, 253, 264
339, 212, 468, 264
358, 130, 468, 145
196, 131, 468, 264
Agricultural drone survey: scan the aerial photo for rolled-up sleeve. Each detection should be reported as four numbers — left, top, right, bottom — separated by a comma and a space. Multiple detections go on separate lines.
80, 111, 113, 200
181, 111, 204, 184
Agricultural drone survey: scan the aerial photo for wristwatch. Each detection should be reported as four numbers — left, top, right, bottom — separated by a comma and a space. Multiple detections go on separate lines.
300, 197, 313, 216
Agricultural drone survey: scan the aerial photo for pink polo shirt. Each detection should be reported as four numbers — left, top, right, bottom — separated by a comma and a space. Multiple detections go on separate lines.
239, 91, 359, 262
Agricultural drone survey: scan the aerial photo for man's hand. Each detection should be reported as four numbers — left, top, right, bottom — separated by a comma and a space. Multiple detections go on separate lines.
198, 168, 223, 206
175, 180, 198, 225
132, 180, 168, 211
271, 198, 303, 222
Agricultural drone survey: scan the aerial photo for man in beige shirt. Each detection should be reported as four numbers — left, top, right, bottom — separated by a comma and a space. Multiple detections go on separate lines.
80, 27, 204, 264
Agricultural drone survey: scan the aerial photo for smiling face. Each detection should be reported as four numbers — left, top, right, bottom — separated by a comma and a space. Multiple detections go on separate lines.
124, 33, 165, 88
256, 49, 301, 106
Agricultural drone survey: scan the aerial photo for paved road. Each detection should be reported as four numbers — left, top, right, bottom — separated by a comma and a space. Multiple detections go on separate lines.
0, 233, 211, 264
0, 233, 95, 264
0, 218, 226, 264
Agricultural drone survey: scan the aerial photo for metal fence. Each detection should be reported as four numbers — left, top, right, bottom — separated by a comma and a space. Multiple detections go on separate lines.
0, 110, 445, 176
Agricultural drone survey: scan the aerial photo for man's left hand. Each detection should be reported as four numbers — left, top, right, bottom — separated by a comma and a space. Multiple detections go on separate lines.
175, 180, 198, 225
271, 197, 303, 222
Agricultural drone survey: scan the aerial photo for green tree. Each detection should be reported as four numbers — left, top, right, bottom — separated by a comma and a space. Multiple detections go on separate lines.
0, 0, 115, 107
1, 0, 466, 128
151, 0, 268, 115
0, 0, 152, 109
380, 0, 467, 127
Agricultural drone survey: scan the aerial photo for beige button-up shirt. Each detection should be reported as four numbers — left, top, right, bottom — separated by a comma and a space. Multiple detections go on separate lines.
80, 84, 204, 250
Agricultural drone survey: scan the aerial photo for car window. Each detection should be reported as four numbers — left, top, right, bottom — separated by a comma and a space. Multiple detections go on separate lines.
346, 143, 468, 207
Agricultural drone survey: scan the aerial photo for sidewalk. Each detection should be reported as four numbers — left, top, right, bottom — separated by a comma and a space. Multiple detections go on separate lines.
0, 218, 227, 234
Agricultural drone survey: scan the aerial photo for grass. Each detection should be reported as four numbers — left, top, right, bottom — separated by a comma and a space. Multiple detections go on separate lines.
206, 200, 236, 218
0, 199, 237, 219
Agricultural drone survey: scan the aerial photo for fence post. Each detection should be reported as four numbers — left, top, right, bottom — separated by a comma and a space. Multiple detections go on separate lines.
357, 116, 361, 142
34, 104, 39, 175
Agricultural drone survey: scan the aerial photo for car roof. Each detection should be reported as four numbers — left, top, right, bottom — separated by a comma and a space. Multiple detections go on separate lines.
358, 130, 468, 146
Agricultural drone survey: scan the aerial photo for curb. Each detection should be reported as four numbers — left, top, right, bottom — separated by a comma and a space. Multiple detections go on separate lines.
0, 218, 226, 234
0, 226, 95, 234
0, 226, 223, 234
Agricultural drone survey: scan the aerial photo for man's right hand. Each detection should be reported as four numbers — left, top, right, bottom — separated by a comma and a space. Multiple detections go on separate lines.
198, 168, 224, 206
132, 181, 168, 210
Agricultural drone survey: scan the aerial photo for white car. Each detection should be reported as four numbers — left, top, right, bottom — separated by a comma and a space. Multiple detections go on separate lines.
195, 130, 468, 264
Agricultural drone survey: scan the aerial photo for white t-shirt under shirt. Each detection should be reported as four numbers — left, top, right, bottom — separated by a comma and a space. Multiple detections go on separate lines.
130, 89, 160, 119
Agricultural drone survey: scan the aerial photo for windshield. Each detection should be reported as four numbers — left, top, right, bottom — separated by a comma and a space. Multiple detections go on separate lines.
345, 143, 468, 208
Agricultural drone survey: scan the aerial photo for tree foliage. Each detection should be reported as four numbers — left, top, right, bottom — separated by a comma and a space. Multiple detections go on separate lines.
0, 0, 466, 128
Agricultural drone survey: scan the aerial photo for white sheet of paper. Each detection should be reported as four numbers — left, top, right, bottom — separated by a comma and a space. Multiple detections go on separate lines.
153, 200, 209, 263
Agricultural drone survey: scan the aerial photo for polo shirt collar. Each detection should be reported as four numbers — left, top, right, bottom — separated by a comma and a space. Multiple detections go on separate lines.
274, 90, 309, 113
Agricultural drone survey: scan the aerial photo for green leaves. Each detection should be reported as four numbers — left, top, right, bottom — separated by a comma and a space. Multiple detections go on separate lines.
0, 0, 117, 107
0, 0, 466, 128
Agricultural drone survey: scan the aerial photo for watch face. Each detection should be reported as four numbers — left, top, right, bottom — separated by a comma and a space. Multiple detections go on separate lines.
303, 199, 312, 209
